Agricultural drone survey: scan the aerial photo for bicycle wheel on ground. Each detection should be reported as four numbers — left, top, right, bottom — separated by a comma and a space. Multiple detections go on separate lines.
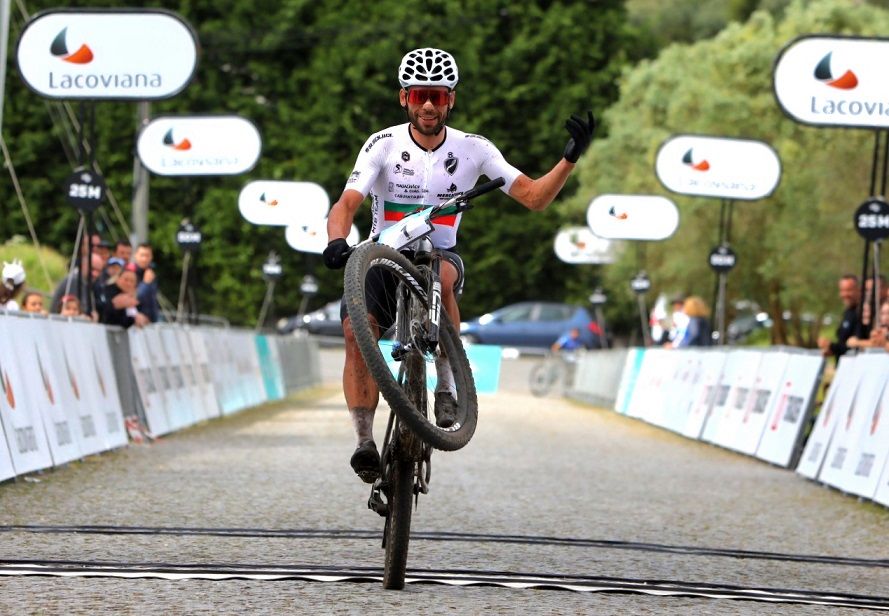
344, 243, 477, 451
529, 359, 562, 397
382, 456, 414, 590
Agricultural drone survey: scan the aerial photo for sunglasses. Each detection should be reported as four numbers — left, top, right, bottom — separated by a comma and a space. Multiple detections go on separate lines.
406, 88, 451, 106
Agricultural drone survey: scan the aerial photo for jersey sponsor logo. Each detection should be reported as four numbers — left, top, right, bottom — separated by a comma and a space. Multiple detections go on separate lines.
401, 151, 410, 162
364, 132, 392, 153
383, 201, 457, 226
347, 170, 360, 184
448, 183, 457, 192
444, 152, 458, 175
464, 133, 491, 143
393, 164, 414, 176
387, 181, 394, 192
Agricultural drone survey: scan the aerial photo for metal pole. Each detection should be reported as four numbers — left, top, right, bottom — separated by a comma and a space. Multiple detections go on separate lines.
0, 0, 11, 134
255, 280, 276, 332
131, 102, 150, 245
858, 239, 870, 338
881, 130, 889, 198
595, 306, 609, 349
176, 251, 192, 323
637, 293, 651, 347
716, 272, 727, 345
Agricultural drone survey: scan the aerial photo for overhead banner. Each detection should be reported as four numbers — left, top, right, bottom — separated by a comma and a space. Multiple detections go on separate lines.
553, 227, 616, 264
138, 116, 261, 176
286, 219, 359, 254
774, 35, 889, 129
16, 9, 198, 100
239, 181, 330, 226
655, 135, 781, 200
586, 194, 679, 241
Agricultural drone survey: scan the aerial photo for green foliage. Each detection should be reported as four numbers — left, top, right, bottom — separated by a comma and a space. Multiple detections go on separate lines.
0, 0, 639, 325
0, 236, 69, 293
568, 0, 889, 346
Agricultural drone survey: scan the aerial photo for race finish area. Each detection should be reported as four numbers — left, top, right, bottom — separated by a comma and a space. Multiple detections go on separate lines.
1, 351, 887, 614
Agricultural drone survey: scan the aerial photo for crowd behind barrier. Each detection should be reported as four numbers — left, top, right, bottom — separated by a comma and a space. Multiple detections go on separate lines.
0, 311, 321, 482
571, 345, 889, 509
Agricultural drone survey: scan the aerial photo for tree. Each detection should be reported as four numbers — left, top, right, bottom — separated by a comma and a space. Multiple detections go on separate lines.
565, 0, 889, 346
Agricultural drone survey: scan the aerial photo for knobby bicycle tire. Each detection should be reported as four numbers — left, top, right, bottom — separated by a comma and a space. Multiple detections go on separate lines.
529, 360, 562, 397
344, 243, 477, 451
382, 457, 414, 590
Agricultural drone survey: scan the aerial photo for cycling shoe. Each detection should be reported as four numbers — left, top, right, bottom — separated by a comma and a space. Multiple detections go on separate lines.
350, 440, 380, 483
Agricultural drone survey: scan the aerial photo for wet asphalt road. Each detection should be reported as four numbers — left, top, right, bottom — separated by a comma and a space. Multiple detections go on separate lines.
0, 347, 888, 614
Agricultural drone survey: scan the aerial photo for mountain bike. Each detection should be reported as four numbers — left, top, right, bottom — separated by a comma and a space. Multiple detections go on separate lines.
343, 177, 504, 590
529, 351, 580, 397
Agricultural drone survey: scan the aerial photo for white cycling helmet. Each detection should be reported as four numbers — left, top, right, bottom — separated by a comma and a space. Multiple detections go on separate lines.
2, 260, 25, 290
398, 48, 459, 90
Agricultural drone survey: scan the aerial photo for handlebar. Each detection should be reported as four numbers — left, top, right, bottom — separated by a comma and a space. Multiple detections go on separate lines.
459, 177, 505, 202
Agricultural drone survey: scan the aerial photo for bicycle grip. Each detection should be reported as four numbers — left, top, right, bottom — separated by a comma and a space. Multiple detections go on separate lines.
460, 177, 505, 202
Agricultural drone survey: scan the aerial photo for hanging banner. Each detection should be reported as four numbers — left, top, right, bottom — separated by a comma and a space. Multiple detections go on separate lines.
137, 116, 261, 176
553, 227, 616, 264
239, 181, 329, 226
16, 9, 198, 100
0, 318, 54, 475
586, 194, 679, 241
286, 219, 360, 254
15, 318, 83, 466
774, 35, 889, 129
655, 135, 781, 200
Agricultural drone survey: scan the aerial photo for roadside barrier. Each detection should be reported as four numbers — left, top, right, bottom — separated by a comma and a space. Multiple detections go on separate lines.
571, 347, 825, 469
0, 311, 320, 482
797, 351, 889, 507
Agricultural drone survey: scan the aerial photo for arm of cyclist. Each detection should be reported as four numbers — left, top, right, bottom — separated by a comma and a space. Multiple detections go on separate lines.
508, 111, 596, 212
323, 189, 364, 269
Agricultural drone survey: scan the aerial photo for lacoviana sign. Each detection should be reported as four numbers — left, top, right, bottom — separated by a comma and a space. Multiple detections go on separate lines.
553, 227, 616, 264
774, 35, 889, 129
17, 9, 198, 100
655, 135, 781, 200
586, 195, 679, 241
286, 220, 360, 254
138, 116, 261, 176
239, 181, 330, 226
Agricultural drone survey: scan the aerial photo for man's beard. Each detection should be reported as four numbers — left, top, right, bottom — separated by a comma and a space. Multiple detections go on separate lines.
409, 107, 448, 136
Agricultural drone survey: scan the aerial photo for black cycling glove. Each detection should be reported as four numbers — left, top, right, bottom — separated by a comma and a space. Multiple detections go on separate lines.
563, 111, 596, 164
323, 238, 350, 270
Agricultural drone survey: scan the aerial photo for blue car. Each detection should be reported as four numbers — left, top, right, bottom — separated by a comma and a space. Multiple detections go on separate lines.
459, 301, 598, 349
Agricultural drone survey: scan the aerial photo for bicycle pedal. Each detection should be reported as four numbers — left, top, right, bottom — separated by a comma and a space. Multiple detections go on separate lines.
367, 488, 388, 517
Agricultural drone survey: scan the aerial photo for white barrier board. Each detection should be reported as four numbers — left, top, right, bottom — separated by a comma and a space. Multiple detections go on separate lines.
681, 350, 728, 439
701, 350, 759, 444
173, 328, 208, 422
626, 349, 671, 421
14, 318, 83, 466
0, 318, 54, 474
127, 328, 172, 436
729, 351, 791, 455
818, 353, 889, 496
797, 355, 861, 479
757, 353, 824, 467
87, 326, 128, 449
663, 351, 705, 434
149, 327, 194, 430
186, 329, 221, 419
873, 382, 889, 505
613, 349, 645, 416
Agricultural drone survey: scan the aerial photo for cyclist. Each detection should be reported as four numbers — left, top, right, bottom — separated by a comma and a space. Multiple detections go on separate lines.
323, 48, 595, 482
551, 327, 584, 353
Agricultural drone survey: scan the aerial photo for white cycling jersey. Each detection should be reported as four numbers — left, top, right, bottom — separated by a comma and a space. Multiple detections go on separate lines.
344, 123, 522, 249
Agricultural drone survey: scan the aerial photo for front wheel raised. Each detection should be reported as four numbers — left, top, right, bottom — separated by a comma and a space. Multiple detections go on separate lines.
344, 243, 477, 451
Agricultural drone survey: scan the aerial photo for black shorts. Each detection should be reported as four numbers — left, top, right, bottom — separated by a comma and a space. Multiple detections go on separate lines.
340, 248, 464, 332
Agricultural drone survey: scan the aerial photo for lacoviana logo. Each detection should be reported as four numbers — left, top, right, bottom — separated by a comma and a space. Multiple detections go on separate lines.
608, 206, 628, 220
50, 27, 93, 64
260, 193, 278, 206
814, 52, 858, 90
682, 149, 710, 171
163, 128, 191, 151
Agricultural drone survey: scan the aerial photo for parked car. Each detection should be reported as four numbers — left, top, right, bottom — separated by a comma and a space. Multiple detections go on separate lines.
278, 300, 344, 337
459, 301, 598, 349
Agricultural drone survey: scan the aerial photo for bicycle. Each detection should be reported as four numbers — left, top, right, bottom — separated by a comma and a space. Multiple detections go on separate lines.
529, 351, 579, 397
343, 177, 505, 590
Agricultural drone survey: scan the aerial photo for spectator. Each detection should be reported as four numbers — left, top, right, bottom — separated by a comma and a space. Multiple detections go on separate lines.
102, 263, 149, 329
94, 239, 113, 265
134, 243, 160, 323
1, 260, 26, 310
817, 274, 860, 359
51, 253, 104, 317
672, 296, 712, 348
551, 327, 584, 353
114, 239, 132, 263
59, 294, 86, 319
95, 257, 127, 316
666, 293, 689, 346
20, 291, 47, 315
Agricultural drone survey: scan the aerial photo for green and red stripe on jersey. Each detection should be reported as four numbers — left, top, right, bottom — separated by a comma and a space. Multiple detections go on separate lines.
383, 201, 458, 226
